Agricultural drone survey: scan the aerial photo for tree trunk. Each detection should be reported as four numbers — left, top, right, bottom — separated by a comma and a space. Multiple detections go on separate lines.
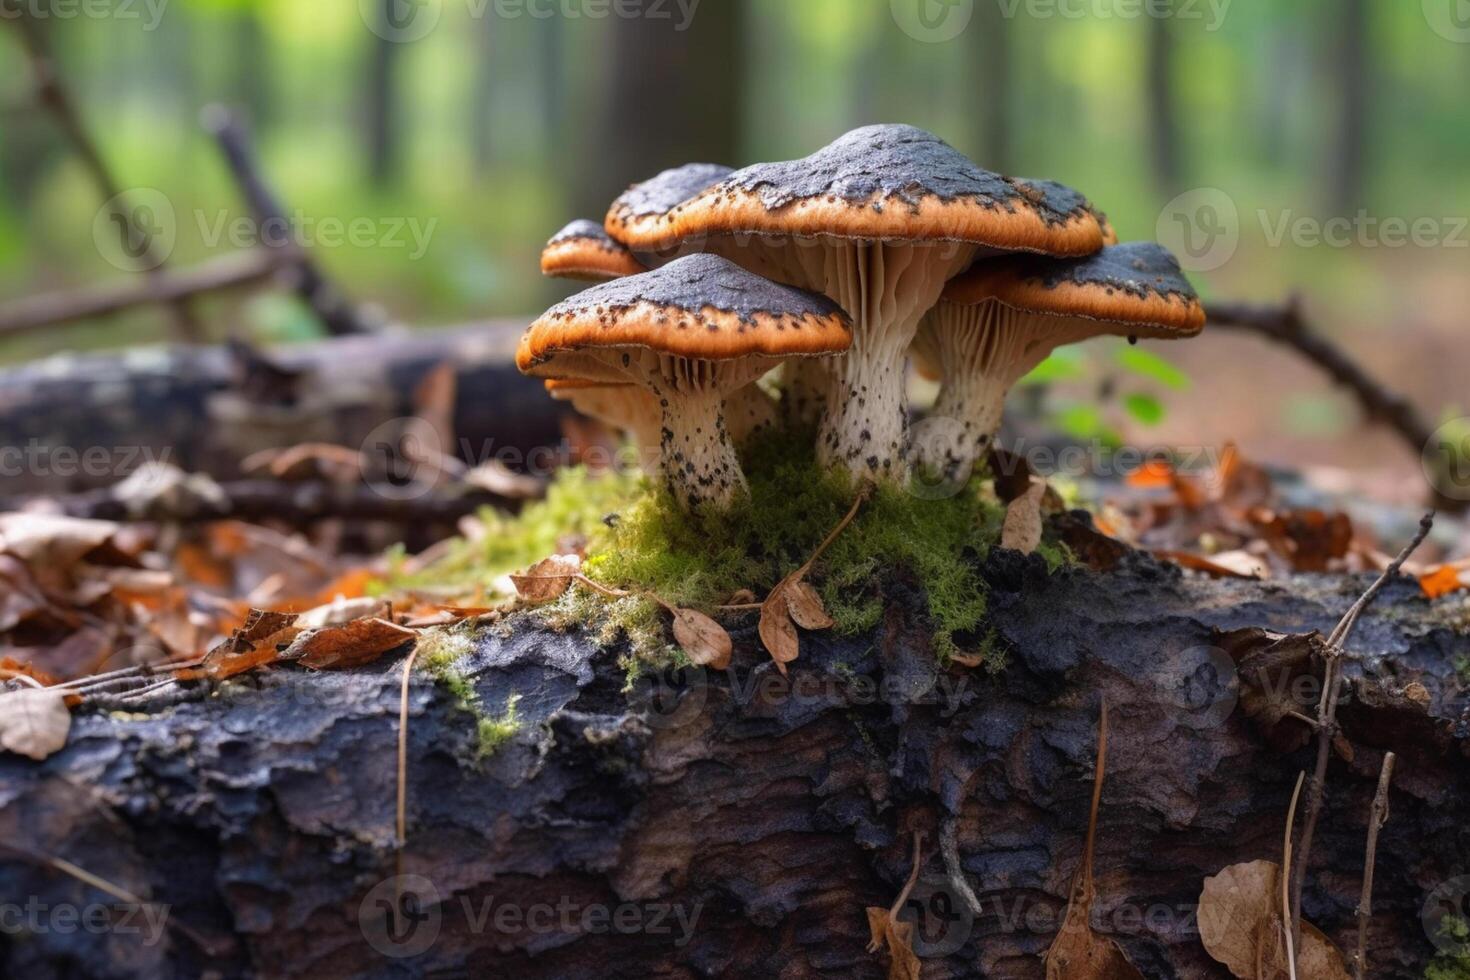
364, 0, 400, 187
1330, 0, 1369, 216
2, 548, 1463, 978
1146, 3, 1182, 195
577, 0, 745, 218
971, 0, 1013, 172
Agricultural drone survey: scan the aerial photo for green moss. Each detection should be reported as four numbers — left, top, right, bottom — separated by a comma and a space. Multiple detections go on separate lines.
581, 431, 1006, 663
1427, 918, 1470, 980
403, 429, 1070, 672
413, 624, 521, 759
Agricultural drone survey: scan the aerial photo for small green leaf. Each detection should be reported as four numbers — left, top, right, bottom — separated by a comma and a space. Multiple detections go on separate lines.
1123, 393, 1166, 426
1054, 403, 1103, 439
1114, 347, 1190, 390
1018, 351, 1085, 386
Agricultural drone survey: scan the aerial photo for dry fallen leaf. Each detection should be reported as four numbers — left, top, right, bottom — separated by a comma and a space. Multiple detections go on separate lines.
865, 907, 921, 980
0, 513, 121, 569
290, 618, 419, 671
1001, 479, 1046, 555
671, 607, 731, 670
1197, 860, 1350, 980
1420, 560, 1470, 599
510, 554, 582, 604
1154, 549, 1267, 580
785, 580, 835, 630
0, 687, 72, 760
461, 460, 545, 500
758, 585, 800, 674
1043, 701, 1144, 979
182, 609, 301, 681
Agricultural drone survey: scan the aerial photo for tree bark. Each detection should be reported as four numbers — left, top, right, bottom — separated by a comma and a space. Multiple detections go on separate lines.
1146, 2, 1183, 195
1330, 0, 1370, 216
1, 548, 1463, 978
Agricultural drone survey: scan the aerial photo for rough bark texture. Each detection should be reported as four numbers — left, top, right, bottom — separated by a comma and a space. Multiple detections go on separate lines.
1, 548, 1466, 979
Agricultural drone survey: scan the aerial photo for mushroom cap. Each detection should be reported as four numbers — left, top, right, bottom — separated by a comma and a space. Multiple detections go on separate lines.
622, 124, 1106, 255
942, 241, 1206, 337
541, 219, 645, 280
544, 377, 631, 393
605, 163, 734, 245
1012, 177, 1117, 245
517, 253, 853, 374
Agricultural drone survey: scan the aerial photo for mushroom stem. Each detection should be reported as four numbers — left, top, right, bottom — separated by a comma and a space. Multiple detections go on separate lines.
911, 302, 1100, 482
791, 241, 974, 482
726, 382, 780, 445
778, 357, 831, 430
657, 386, 747, 512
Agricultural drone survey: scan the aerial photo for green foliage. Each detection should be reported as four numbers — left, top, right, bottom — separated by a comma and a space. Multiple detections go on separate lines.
1426, 918, 1470, 980
1123, 392, 1166, 426
1114, 347, 1190, 390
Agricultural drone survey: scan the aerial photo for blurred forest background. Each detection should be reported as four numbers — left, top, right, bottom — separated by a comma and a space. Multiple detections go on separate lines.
0, 0, 1467, 492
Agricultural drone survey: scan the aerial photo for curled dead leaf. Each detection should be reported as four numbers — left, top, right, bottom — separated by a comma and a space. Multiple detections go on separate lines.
758, 586, 799, 674
1198, 860, 1350, 980
290, 618, 419, 671
0, 687, 72, 760
1000, 479, 1046, 555
865, 907, 921, 980
510, 554, 581, 604
785, 580, 835, 630
671, 607, 731, 670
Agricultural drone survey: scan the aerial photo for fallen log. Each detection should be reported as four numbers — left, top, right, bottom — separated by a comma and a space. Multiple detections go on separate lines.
0, 321, 570, 496
0, 550, 1465, 978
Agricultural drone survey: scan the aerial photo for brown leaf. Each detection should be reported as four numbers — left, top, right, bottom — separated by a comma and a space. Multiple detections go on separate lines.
785, 580, 835, 630
510, 555, 581, 604
1000, 479, 1046, 554
0, 687, 72, 760
1198, 860, 1350, 980
185, 609, 301, 681
671, 608, 731, 670
865, 908, 921, 980
1420, 560, 1470, 599
461, 460, 545, 500
291, 618, 418, 671
0, 514, 121, 569
758, 585, 799, 673
295, 596, 391, 629
1153, 549, 1267, 580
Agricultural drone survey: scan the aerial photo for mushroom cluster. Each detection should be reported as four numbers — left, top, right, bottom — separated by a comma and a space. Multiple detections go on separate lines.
525, 124, 1203, 512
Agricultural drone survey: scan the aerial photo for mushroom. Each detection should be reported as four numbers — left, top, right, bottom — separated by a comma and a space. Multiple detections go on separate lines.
540, 219, 645, 281
544, 379, 663, 473
1012, 178, 1119, 245
517, 254, 852, 511
909, 242, 1204, 483
615, 124, 1108, 482
605, 162, 734, 262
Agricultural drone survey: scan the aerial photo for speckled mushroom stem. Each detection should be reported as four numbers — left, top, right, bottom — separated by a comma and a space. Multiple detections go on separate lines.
790, 241, 975, 482
655, 387, 746, 512
911, 302, 1100, 482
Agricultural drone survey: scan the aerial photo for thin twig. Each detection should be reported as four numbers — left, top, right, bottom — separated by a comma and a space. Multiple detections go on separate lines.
1282, 771, 1306, 980
1354, 752, 1396, 980
1290, 514, 1433, 957
799, 485, 872, 578
939, 817, 983, 917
